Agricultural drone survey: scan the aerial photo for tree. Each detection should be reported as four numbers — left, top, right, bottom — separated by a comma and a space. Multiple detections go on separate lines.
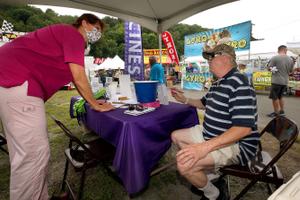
0, 4, 208, 59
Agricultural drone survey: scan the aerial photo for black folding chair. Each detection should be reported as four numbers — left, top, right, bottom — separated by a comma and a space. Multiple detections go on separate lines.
220, 116, 299, 200
51, 115, 115, 200
0, 134, 8, 154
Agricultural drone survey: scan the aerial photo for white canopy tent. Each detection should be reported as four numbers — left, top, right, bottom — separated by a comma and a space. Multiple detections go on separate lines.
111, 55, 125, 69
96, 57, 113, 70
6, 0, 237, 33
287, 42, 300, 56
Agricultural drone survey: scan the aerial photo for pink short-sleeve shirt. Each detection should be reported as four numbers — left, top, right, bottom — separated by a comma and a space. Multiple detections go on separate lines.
0, 24, 85, 101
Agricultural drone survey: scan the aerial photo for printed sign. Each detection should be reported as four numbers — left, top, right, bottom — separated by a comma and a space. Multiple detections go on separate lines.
162, 31, 179, 64
184, 21, 252, 57
252, 71, 271, 86
143, 49, 171, 64
124, 21, 144, 80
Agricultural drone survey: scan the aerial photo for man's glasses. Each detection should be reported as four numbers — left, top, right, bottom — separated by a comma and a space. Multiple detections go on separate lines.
128, 104, 145, 111
202, 51, 223, 61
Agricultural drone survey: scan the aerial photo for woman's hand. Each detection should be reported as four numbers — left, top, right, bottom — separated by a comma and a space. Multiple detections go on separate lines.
170, 87, 187, 104
91, 102, 115, 112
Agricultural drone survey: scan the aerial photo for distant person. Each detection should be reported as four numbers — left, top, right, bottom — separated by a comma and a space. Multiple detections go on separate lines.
144, 64, 151, 80
267, 45, 294, 117
149, 56, 165, 83
98, 69, 107, 87
106, 68, 113, 77
186, 63, 194, 73
0, 13, 114, 200
238, 60, 252, 85
238, 61, 247, 73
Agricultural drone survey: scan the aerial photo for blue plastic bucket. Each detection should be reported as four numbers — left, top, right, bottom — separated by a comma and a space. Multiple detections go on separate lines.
134, 81, 158, 103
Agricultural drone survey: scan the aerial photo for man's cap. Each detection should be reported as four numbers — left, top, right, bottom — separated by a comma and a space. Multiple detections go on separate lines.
203, 43, 236, 60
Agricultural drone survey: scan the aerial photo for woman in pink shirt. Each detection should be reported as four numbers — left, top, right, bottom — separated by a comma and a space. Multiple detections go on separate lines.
0, 13, 114, 200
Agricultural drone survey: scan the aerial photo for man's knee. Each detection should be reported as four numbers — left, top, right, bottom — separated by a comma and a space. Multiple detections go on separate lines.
171, 130, 179, 143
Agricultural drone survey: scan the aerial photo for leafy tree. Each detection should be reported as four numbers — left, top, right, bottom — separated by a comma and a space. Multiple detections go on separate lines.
0, 4, 208, 60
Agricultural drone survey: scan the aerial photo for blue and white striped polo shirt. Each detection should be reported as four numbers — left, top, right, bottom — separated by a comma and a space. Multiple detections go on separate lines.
201, 68, 259, 166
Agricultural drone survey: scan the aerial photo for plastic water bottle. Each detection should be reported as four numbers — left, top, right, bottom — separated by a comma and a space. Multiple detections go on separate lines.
91, 77, 101, 93
157, 83, 169, 105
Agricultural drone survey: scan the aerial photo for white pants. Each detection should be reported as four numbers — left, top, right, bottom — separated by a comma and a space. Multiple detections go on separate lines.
0, 82, 49, 200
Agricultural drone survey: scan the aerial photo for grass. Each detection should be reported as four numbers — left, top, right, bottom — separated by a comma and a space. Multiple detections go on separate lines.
1, 90, 300, 200
0, 90, 181, 200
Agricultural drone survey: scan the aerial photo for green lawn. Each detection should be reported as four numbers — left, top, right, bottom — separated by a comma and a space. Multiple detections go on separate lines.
1, 90, 299, 200
0, 90, 176, 200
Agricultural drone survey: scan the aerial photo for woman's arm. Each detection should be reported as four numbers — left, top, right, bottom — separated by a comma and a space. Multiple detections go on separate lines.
69, 63, 114, 112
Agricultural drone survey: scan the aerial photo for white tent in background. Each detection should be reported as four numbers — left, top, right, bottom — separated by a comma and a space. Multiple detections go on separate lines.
287, 42, 300, 55
111, 55, 125, 69
95, 57, 113, 70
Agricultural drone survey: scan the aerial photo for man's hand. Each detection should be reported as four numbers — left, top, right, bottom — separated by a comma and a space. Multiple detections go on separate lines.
176, 143, 210, 171
170, 87, 187, 103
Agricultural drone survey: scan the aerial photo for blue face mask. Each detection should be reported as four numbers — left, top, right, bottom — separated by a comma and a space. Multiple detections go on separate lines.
85, 27, 102, 44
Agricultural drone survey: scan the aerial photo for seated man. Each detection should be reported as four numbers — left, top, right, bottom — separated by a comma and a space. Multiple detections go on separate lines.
171, 44, 259, 200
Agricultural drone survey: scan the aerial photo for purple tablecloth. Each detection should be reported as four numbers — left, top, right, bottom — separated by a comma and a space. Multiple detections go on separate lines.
70, 97, 199, 195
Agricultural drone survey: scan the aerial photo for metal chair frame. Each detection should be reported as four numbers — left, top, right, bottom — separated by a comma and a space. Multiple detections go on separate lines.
220, 116, 299, 200
51, 115, 115, 200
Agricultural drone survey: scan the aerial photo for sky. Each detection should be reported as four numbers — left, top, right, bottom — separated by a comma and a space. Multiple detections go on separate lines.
34, 0, 300, 55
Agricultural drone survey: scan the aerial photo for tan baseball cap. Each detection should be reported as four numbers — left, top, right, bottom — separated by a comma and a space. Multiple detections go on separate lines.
202, 44, 236, 60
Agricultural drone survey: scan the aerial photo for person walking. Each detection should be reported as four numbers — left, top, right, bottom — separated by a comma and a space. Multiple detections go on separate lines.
267, 45, 294, 117
171, 44, 259, 200
0, 13, 114, 200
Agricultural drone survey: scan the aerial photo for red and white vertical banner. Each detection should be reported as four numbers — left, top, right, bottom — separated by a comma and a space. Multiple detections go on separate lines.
161, 31, 179, 64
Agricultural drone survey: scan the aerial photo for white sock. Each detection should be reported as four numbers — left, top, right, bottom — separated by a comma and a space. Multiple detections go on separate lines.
198, 181, 220, 200
207, 173, 220, 182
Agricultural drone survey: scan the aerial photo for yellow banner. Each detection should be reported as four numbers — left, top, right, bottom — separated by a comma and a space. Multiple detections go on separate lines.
252, 71, 271, 86
143, 49, 171, 64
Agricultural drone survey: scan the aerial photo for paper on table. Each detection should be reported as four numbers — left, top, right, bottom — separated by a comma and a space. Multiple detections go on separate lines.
124, 107, 155, 116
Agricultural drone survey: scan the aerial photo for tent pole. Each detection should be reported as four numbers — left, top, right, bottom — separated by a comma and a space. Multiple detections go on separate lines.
159, 33, 162, 64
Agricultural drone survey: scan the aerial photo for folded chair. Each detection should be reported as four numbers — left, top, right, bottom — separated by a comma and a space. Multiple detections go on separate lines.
220, 116, 299, 200
51, 115, 116, 200
0, 134, 8, 154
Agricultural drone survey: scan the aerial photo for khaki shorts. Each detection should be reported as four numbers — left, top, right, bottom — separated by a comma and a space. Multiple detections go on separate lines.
189, 125, 240, 169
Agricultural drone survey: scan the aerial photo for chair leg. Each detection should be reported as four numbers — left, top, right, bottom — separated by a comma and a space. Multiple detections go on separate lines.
266, 183, 273, 195
78, 168, 87, 200
61, 159, 69, 192
0, 146, 8, 154
233, 179, 258, 200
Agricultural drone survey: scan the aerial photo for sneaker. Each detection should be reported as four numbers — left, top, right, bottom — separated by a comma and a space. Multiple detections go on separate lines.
193, 178, 230, 200
267, 112, 278, 118
190, 185, 204, 196
214, 178, 230, 200
279, 110, 285, 116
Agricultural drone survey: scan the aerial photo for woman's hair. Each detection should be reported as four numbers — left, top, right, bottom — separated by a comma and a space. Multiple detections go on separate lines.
72, 13, 105, 32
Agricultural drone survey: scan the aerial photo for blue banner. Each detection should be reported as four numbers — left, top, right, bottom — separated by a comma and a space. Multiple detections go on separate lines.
184, 21, 251, 57
124, 21, 144, 80
182, 62, 213, 90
